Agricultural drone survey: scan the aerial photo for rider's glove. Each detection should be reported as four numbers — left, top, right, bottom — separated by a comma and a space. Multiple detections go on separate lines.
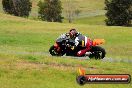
66, 44, 75, 50
66, 44, 71, 47
71, 46, 75, 50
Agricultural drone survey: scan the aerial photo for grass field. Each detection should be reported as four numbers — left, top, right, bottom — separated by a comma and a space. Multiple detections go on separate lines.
0, 0, 105, 13
0, 0, 105, 23
0, 13, 131, 58
30, 0, 105, 17
0, 55, 132, 88
73, 15, 106, 25
0, 12, 132, 88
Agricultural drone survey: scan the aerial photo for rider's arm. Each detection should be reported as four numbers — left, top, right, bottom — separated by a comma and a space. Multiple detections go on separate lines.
57, 33, 70, 39
70, 37, 79, 50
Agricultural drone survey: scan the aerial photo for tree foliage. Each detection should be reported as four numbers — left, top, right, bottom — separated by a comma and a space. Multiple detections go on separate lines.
105, 0, 132, 26
38, 0, 63, 22
2, 0, 32, 17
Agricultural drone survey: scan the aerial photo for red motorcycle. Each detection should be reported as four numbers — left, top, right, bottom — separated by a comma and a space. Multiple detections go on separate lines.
49, 36, 106, 59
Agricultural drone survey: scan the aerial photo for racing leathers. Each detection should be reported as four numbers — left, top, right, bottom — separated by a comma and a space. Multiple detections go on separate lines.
71, 34, 93, 56
57, 33, 93, 56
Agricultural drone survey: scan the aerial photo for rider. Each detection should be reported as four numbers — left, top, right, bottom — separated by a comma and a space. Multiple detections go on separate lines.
68, 29, 93, 56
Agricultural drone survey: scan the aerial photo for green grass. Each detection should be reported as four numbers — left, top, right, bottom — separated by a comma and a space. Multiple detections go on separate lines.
61, 0, 105, 11
0, 0, 3, 13
0, 54, 132, 88
73, 15, 106, 25
0, 13, 131, 58
0, 13, 132, 88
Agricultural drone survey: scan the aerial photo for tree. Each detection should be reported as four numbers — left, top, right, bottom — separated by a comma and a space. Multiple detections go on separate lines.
2, 0, 32, 17
37, 0, 63, 22
75, 9, 81, 17
105, 0, 132, 26
64, 0, 81, 23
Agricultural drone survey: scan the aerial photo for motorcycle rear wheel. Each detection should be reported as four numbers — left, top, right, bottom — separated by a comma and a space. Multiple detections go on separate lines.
89, 46, 106, 59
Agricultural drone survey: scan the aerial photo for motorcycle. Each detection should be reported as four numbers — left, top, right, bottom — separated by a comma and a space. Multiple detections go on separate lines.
49, 35, 106, 59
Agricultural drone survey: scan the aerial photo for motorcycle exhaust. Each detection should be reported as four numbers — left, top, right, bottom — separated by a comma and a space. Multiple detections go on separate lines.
85, 52, 92, 56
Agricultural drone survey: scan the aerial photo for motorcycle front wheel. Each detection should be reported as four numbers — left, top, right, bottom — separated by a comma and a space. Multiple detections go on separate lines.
49, 45, 65, 56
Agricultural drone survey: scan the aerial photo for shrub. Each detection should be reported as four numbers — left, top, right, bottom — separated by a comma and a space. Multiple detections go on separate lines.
38, 0, 63, 22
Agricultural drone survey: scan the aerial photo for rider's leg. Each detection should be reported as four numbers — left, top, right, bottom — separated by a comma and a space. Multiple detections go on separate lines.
77, 49, 89, 56
77, 39, 92, 56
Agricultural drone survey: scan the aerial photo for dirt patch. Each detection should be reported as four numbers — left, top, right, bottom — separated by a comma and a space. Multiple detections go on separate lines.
15, 61, 98, 71
15, 61, 46, 70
